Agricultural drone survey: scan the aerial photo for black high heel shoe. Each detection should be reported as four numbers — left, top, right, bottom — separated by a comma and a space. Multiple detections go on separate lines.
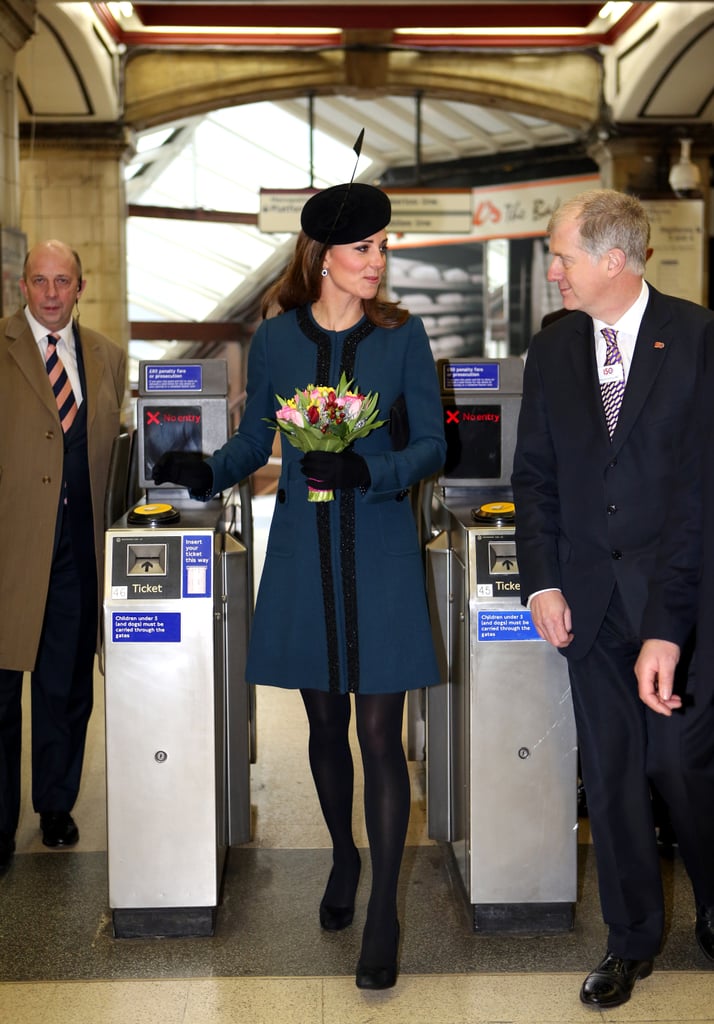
355, 920, 400, 990
320, 890, 355, 931
319, 860, 361, 931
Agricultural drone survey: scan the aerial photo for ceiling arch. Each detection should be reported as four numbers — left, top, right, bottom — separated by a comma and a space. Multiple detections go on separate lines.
16, 3, 120, 121
17, 4, 714, 147
121, 47, 602, 136
604, 2, 714, 122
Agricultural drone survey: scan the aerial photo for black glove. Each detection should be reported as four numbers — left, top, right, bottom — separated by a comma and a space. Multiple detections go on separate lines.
300, 450, 370, 490
152, 451, 214, 493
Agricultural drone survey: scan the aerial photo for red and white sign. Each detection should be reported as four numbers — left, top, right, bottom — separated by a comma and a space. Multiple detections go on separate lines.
469, 174, 600, 240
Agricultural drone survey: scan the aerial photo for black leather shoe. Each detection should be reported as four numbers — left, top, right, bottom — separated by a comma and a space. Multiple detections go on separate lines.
695, 905, 714, 961
40, 812, 79, 848
356, 920, 400, 990
580, 952, 654, 1008
0, 833, 15, 872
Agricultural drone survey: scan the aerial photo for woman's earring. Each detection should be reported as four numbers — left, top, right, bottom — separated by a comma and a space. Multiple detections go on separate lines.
321, 267, 328, 277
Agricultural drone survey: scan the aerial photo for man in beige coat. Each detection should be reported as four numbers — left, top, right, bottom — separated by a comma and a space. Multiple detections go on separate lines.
0, 240, 126, 870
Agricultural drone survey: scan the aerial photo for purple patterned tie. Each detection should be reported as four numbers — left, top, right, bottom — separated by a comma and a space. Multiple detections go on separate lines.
600, 327, 625, 438
45, 334, 78, 433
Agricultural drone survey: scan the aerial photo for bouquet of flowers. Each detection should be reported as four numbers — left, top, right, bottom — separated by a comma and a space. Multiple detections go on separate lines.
268, 372, 386, 501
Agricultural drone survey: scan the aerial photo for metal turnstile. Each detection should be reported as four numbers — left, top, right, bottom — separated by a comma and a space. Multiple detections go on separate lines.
426, 498, 577, 932
103, 360, 253, 938
425, 357, 577, 933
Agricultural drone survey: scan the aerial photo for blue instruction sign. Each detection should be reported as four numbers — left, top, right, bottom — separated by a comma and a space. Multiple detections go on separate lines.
144, 363, 203, 393
112, 612, 181, 643
443, 362, 500, 391
183, 534, 212, 598
477, 609, 542, 642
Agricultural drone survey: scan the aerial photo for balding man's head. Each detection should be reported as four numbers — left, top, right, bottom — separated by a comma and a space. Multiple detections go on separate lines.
20, 240, 85, 333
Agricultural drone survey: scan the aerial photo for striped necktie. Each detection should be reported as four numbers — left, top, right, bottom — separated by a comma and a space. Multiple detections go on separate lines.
45, 334, 78, 433
600, 327, 625, 438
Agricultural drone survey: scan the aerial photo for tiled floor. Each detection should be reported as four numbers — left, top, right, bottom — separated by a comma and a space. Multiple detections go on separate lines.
1, 496, 713, 1023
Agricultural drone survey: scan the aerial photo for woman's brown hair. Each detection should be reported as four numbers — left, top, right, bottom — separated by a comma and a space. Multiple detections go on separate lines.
261, 232, 409, 329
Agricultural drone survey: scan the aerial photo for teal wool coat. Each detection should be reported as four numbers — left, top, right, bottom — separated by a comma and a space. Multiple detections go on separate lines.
207, 305, 446, 694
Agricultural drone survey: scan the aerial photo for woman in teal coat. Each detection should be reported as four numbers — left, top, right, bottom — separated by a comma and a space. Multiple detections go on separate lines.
155, 182, 445, 989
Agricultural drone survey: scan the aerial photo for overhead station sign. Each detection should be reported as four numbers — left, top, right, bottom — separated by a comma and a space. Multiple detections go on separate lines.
259, 188, 473, 235
468, 174, 600, 241
387, 190, 473, 234
260, 175, 603, 239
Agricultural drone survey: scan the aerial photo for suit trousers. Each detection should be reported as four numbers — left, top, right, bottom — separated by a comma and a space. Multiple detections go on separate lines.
568, 586, 664, 959
645, 650, 714, 913
568, 585, 714, 959
0, 509, 97, 837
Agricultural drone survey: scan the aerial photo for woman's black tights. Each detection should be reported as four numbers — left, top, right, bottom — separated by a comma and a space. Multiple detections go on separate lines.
300, 688, 409, 962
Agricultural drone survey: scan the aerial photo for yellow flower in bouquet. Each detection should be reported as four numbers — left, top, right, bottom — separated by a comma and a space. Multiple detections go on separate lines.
268, 372, 386, 501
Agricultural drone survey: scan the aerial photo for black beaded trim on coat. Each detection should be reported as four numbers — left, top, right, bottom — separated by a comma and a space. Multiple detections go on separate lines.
297, 305, 376, 693
297, 306, 332, 385
315, 502, 340, 692
340, 488, 360, 693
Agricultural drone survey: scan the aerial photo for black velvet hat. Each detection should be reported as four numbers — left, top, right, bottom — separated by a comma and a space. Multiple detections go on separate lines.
300, 183, 391, 245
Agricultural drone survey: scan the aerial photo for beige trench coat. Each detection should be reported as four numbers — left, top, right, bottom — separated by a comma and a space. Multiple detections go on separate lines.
0, 309, 126, 671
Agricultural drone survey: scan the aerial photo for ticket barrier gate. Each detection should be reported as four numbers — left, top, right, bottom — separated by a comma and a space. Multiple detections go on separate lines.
425, 357, 577, 933
103, 360, 252, 938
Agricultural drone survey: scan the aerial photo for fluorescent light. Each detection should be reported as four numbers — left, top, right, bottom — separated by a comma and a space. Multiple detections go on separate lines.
128, 25, 340, 38
108, 2, 134, 19
598, 2, 632, 21
395, 24, 612, 37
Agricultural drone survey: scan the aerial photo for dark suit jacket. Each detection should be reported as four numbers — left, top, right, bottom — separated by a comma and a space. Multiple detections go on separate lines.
641, 352, 714, 652
511, 285, 714, 661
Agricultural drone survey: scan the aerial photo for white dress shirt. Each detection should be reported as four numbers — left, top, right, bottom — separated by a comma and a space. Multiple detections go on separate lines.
592, 279, 649, 382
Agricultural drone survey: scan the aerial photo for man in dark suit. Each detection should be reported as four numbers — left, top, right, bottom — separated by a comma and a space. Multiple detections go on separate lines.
511, 189, 714, 1008
635, 351, 714, 957
0, 240, 126, 871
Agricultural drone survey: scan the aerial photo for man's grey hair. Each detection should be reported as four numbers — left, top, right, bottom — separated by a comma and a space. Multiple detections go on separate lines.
548, 189, 650, 274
